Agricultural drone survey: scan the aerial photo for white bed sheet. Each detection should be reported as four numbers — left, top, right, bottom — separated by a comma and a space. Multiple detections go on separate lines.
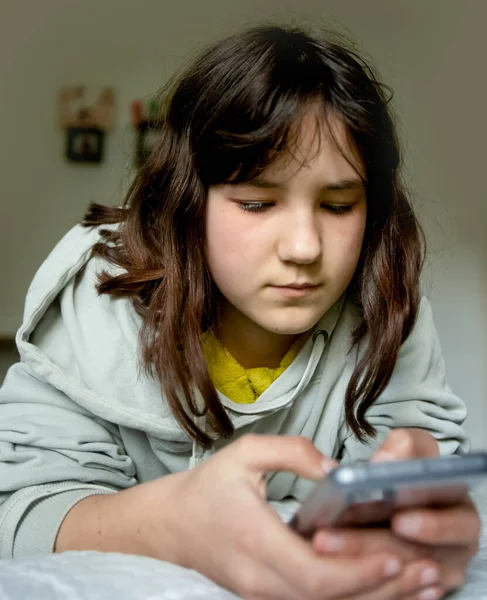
1, 494, 486, 599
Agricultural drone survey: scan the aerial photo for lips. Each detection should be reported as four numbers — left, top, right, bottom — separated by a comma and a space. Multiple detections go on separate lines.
275, 283, 319, 289
270, 283, 321, 298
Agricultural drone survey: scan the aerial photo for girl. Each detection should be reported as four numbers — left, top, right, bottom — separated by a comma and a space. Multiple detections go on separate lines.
0, 24, 480, 600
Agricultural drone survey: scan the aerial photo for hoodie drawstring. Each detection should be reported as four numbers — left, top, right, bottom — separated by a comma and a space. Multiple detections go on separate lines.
189, 414, 207, 469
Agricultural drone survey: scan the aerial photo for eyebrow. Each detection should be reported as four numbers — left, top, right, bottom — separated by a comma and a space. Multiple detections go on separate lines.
245, 177, 365, 191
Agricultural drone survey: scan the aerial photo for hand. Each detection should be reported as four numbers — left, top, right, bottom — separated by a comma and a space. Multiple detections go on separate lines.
313, 429, 481, 599
146, 434, 423, 600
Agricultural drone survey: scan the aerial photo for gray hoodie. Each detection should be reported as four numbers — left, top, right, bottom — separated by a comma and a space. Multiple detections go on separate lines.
0, 224, 469, 559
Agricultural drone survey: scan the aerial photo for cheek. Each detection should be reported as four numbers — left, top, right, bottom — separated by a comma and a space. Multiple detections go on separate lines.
206, 206, 237, 253
205, 206, 271, 269
205, 208, 252, 283
348, 220, 366, 254
328, 215, 366, 268
348, 208, 366, 245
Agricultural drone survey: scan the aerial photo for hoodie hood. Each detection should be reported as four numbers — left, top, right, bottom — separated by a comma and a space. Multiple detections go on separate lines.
17, 225, 345, 459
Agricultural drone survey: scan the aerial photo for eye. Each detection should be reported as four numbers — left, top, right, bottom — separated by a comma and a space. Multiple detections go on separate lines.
321, 204, 354, 215
237, 202, 274, 213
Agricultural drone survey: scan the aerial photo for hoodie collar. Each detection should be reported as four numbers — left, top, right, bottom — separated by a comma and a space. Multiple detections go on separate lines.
217, 295, 345, 415
188, 296, 345, 468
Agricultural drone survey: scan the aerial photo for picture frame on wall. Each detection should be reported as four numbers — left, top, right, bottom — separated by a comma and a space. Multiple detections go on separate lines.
65, 127, 105, 163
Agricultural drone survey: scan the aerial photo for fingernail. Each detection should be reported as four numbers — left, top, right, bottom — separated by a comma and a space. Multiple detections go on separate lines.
419, 587, 441, 600
394, 515, 423, 536
384, 557, 401, 577
420, 567, 439, 586
316, 532, 344, 552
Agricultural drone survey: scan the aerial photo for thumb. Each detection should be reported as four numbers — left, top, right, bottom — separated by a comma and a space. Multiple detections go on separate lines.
235, 434, 337, 481
371, 428, 439, 462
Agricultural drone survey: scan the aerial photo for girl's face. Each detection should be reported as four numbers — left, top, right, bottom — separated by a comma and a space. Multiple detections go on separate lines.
205, 111, 366, 345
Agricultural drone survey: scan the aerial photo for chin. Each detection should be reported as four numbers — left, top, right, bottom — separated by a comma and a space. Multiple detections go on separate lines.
260, 316, 323, 336
258, 302, 338, 336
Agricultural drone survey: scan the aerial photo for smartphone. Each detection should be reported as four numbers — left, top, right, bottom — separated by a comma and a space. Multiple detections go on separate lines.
289, 452, 487, 538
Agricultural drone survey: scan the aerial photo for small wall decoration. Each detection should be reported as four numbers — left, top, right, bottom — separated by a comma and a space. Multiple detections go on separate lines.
65, 127, 104, 163
130, 95, 168, 167
58, 86, 115, 163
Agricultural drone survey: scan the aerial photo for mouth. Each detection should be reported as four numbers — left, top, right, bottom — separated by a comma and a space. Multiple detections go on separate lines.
270, 283, 321, 298
278, 283, 320, 290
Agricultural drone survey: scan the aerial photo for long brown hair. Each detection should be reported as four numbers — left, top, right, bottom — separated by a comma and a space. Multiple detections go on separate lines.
83, 25, 425, 448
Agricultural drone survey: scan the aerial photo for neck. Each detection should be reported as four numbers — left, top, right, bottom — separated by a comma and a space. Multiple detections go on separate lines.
217, 304, 301, 369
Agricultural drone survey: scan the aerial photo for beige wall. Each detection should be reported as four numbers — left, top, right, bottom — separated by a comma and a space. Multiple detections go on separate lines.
1, 0, 486, 445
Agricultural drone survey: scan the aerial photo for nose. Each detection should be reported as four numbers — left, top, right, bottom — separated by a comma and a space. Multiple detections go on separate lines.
277, 210, 322, 265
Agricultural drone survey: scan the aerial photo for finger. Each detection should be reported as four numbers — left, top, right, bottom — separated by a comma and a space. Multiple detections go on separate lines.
348, 559, 442, 600
313, 527, 424, 562
241, 555, 402, 600
403, 587, 443, 600
302, 552, 405, 599
392, 503, 481, 546
313, 526, 473, 594
245, 503, 404, 599
232, 434, 337, 481
372, 429, 439, 463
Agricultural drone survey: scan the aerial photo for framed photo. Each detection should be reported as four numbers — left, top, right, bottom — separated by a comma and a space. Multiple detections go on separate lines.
66, 127, 104, 163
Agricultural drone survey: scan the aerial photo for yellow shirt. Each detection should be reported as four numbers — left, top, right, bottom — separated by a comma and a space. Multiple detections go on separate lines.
203, 333, 301, 404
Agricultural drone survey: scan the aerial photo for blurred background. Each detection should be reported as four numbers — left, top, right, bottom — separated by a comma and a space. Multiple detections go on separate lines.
0, 0, 485, 447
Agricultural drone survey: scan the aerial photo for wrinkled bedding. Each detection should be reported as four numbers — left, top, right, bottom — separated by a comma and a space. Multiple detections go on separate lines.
1, 496, 486, 599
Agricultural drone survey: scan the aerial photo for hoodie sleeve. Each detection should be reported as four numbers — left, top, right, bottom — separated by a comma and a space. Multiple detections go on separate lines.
338, 297, 470, 462
0, 361, 137, 558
